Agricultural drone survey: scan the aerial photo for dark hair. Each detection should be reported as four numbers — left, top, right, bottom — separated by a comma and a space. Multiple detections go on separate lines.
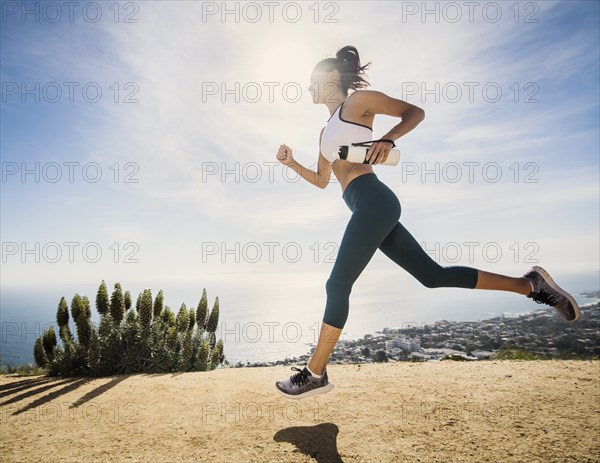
315, 45, 371, 95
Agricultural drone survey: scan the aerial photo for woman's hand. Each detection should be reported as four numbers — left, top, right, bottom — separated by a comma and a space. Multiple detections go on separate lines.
366, 140, 394, 164
276, 144, 295, 165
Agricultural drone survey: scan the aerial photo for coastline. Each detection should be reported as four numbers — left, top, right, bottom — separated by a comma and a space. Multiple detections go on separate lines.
229, 299, 600, 369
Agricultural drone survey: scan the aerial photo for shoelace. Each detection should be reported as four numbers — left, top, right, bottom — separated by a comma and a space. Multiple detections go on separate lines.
532, 288, 559, 306
289, 366, 310, 386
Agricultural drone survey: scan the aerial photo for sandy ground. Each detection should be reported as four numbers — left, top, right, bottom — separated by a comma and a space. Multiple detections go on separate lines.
0, 360, 598, 463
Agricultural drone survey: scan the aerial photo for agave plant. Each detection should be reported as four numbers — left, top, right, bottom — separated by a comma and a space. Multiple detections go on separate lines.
146, 349, 169, 373
116, 342, 145, 374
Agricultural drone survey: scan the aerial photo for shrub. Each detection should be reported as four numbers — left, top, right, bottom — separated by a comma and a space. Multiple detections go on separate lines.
493, 346, 543, 360
33, 283, 225, 377
374, 350, 388, 362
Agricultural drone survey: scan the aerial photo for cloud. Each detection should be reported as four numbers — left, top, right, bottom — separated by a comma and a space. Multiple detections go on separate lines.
2, 0, 598, 289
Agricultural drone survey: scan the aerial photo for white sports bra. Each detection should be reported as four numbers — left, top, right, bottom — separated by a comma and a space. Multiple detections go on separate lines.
320, 96, 373, 164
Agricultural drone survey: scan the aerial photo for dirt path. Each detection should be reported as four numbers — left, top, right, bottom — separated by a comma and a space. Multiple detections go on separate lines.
1, 360, 598, 463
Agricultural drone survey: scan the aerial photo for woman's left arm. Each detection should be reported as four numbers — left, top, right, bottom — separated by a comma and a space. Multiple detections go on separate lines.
362, 90, 425, 141
359, 90, 425, 163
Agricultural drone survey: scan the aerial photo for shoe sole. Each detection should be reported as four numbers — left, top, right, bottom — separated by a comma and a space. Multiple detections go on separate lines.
276, 381, 334, 400
532, 265, 580, 321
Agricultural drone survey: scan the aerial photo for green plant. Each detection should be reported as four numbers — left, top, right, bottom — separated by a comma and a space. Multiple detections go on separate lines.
153, 290, 164, 318
42, 326, 57, 362
176, 304, 189, 333
96, 280, 110, 316
33, 337, 48, 368
493, 346, 543, 360
33, 282, 226, 377
196, 289, 208, 330
110, 283, 126, 324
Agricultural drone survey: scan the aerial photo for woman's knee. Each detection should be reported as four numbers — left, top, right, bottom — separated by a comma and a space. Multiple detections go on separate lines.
326, 278, 352, 297
417, 265, 477, 289
323, 278, 351, 329
416, 267, 446, 288
419, 276, 441, 289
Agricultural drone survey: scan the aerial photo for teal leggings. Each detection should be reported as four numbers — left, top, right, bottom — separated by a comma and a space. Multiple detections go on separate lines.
323, 173, 479, 329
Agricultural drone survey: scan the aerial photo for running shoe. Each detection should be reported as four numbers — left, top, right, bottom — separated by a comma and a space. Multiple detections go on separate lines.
275, 366, 334, 399
523, 265, 580, 321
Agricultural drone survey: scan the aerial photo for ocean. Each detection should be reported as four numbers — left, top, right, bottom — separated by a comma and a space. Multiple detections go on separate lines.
1, 269, 598, 366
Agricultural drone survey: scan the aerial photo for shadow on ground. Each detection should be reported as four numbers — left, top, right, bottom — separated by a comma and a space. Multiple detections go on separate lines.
274, 422, 343, 463
0, 375, 129, 415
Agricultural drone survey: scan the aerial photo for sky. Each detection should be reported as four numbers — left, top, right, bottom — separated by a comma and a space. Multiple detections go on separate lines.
1, 1, 599, 360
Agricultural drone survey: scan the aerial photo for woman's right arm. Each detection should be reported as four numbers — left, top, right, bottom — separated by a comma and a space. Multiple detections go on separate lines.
277, 127, 332, 189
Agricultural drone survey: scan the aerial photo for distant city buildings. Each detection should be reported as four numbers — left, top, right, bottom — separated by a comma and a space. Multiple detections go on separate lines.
385, 336, 422, 353
236, 301, 600, 368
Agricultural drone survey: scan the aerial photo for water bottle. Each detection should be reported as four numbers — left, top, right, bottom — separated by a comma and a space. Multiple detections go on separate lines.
337, 139, 400, 166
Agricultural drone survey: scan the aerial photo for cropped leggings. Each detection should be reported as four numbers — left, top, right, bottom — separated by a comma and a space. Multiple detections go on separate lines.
323, 172, 479, 329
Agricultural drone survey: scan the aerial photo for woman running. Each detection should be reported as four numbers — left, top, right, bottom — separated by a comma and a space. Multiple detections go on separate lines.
274, 45, 580, 400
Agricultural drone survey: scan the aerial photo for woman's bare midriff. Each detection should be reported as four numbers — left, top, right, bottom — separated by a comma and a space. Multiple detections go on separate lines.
336, 160, 374, 196
329, 91, 377, 196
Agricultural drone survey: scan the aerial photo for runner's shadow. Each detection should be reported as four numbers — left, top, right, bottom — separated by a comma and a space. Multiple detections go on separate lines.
274, 422, 343, 463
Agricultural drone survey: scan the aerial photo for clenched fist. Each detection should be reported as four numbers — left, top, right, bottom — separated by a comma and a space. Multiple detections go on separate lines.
276, 144, 295, 166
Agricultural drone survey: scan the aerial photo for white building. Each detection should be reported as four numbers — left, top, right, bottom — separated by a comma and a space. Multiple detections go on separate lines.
386, 336, 422, 353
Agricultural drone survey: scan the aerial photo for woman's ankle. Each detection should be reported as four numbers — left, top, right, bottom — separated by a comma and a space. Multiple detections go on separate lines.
307, 364, 323, 377
523, 277, 534, 295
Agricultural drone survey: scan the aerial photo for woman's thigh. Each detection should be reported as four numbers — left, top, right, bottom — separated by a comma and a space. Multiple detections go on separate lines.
329, 190, 400, 286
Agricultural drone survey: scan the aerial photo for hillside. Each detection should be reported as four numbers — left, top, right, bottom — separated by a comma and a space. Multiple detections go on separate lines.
1, 361, 598, 462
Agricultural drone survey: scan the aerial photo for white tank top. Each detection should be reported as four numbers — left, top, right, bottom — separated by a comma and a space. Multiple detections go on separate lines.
320, 97, 373, 164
